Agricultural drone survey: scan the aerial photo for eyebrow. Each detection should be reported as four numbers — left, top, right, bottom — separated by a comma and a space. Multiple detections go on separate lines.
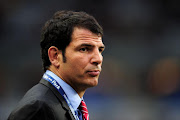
79, 43, 105, 49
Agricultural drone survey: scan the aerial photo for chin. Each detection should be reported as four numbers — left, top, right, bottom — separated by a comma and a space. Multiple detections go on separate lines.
88, 79, 98, 87
82, 77, 99, 88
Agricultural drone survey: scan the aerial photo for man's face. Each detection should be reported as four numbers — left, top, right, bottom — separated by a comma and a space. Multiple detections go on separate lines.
58, 27, 105, 91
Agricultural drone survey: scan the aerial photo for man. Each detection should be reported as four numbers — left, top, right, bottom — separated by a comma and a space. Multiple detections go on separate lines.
8, 10, 105, 120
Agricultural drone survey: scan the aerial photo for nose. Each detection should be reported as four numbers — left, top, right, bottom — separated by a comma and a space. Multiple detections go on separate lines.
91, 49, 103, 65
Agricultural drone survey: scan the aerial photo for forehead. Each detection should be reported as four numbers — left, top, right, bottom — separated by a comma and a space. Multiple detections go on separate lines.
71, 27, 104, 46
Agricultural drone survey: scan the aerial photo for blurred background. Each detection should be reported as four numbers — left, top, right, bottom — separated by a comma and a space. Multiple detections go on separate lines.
1, 0, 180, 120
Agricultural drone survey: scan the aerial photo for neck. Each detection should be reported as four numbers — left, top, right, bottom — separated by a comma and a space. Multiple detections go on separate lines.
48, 66, 86, 98
74, 87, 86, 98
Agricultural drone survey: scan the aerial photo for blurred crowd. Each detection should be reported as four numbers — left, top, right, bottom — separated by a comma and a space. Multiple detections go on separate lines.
1, 0, 180, 120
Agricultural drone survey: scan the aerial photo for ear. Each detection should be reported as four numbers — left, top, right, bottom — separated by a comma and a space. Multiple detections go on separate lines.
48, 46, 62, 68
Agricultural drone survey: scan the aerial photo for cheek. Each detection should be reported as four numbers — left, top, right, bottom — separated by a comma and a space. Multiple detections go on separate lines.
71, 57, 89, 70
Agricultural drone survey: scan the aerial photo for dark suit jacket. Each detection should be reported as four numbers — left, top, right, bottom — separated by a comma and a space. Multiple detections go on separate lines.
8, 79, 76, 120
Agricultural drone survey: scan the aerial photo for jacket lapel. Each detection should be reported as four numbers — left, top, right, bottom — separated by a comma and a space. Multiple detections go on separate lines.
40, 78, 76, 120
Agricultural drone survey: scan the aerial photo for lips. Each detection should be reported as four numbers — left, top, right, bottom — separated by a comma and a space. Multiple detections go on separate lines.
87, 70, 100, 77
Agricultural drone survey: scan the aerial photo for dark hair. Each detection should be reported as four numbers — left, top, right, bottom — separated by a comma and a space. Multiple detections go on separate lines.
40, 10, 103, 71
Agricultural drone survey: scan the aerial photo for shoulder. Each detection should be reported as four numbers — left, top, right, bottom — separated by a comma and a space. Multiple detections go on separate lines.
8, 83, 59, 120
8, 82, 69, 120
8, 99, 56, 120
20, 82, 60, 103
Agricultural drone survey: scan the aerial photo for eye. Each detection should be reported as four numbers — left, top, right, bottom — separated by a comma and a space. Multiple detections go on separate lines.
99, 48, 104, 53
79, 47, 88, 52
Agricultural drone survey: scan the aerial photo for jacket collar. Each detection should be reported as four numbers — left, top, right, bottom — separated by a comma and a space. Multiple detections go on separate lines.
40, 78, 75, 120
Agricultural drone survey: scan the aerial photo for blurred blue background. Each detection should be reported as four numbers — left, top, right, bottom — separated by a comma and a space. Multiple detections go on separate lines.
1, 0, 180, 120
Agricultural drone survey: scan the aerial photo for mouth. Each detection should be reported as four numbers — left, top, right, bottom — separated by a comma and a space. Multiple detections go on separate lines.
87, 70, 101, 77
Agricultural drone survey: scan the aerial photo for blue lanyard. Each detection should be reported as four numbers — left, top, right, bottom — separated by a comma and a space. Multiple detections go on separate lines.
43, 73, 80, 120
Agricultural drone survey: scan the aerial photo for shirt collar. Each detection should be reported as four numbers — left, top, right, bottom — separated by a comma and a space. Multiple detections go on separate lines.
45, 70, 82, 110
